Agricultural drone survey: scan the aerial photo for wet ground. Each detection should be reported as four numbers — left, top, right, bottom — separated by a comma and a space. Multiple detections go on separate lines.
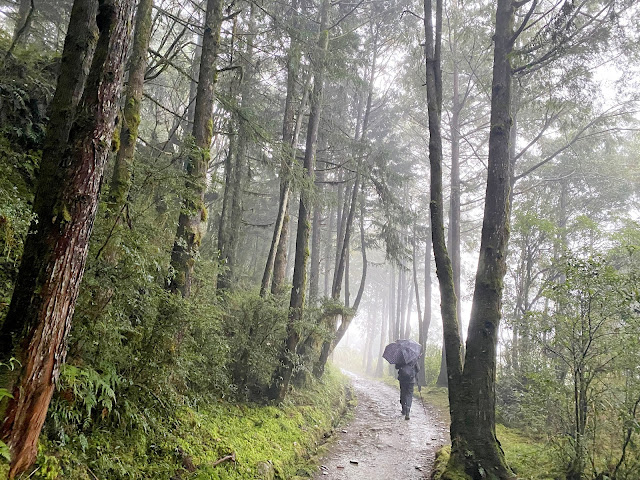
312, 372, 449, 479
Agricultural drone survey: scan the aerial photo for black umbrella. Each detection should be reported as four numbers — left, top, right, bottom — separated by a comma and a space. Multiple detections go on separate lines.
382, 339, 422, 365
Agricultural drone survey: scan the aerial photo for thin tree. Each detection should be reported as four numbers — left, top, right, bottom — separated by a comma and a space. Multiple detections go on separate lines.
260, 0, 303, 296
268, 0, 330, 402
168, 0, 224, 297
423, 0, 467, 469
105, 0, 154, 229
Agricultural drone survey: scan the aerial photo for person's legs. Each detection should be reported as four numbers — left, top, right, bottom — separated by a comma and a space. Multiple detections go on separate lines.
400, 382, 414, 419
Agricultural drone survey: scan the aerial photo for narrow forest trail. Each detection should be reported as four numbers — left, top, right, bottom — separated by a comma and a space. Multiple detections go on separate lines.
311, 372, 449, 479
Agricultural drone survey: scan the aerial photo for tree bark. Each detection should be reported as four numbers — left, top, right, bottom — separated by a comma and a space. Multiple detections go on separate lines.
0, 0, 134, 475
106, 0, 153, 232
375, 296, 387, 377
404, 270, 413, 339
424, 0, 464, 438
268, 0, 329, 402
168, 0, 223, 297
418, 222, 432, 386
11, 0, 33, 45
447, 0, 516, 477
262, 0, 304, 296
309, 162, 324, 301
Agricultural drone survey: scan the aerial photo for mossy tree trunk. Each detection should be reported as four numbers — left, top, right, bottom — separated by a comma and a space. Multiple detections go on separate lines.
168, 0, 223, 297
269, 0, 329, 402
0, 0, 134, 476
105, 0, 153, 230
443, 0, 516, 478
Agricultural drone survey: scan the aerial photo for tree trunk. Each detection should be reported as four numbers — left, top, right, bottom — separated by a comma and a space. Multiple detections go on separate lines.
375, 296, 387, 377
0, 0, 134, 475
395, 265, 403, 340
418, 222, 432, 386
11, 0, 33, 45
262, 3, 307, 295
168, 0, 223, 297
447, 0, 516, 477
424, 0, 464, 438
404, 273, 413, 339
105, 0, 153, 233
309, 164, 324, 301
324, 203, 334, 297
449, 0, 464, 346
269, 0, 329, 402
217, 9, 257, 290
388, 264, 396, 375
398, 266, 405, 338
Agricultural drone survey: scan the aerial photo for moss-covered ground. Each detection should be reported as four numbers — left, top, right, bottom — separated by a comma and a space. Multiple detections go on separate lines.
0, 367, 353, 480
425, 386, 561, 480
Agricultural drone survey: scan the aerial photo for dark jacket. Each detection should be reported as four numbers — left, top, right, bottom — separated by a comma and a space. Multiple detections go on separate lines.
397, 362, 419, 384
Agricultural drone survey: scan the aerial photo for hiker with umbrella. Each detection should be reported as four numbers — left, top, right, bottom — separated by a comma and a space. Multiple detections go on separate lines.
382, 339, 422, 420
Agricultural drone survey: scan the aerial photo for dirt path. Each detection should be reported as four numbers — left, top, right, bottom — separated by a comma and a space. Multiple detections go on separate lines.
312, 372, 449, 479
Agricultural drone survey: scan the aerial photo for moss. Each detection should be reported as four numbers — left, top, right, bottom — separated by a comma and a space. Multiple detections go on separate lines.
432, 446, 470, 480
206, 118, 214, 144
27, 366, 351, 479
111, 121, 121, 152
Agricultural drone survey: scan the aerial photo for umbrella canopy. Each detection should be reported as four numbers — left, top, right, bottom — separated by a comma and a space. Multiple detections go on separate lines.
382, 339, 422, 365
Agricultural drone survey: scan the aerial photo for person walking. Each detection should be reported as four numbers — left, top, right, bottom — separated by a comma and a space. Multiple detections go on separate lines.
396, 360, 420, 420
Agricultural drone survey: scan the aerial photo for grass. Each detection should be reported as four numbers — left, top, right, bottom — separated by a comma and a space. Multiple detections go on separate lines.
496, 425, 561, 480
424, 388, 561, 480
0, 366, 354, 480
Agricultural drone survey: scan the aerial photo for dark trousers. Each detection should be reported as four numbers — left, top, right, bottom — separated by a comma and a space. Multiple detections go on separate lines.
399, 381, 414, 414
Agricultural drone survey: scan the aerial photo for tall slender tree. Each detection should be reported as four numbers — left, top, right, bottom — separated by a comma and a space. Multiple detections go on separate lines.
168, 0, 224, 297
261, 0, 304, 296
104, 0, 153, 252
268, 0, 330, 402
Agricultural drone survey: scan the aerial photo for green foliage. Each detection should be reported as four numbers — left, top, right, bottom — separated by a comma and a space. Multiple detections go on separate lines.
47, 365, 126, 440
498, 243, 640, 479
0, 34, 58, 316
0, 34, 57, 147
495, 425, 562, 480
35, 367, 350, 479
222, 290, 289, 400
423, 344, 443, 386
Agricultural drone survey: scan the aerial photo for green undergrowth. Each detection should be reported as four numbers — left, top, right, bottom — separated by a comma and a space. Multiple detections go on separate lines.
428, 391, 559, 480
431, 426, 558, 480
495, 425, 560, 480
0, 366, 353, 480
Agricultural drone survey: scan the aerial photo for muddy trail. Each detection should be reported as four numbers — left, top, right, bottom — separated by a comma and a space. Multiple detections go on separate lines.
312, 372, 449, 479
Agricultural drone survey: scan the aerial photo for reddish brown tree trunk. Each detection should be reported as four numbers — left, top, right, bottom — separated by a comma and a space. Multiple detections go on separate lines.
0, 0, 134, 476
